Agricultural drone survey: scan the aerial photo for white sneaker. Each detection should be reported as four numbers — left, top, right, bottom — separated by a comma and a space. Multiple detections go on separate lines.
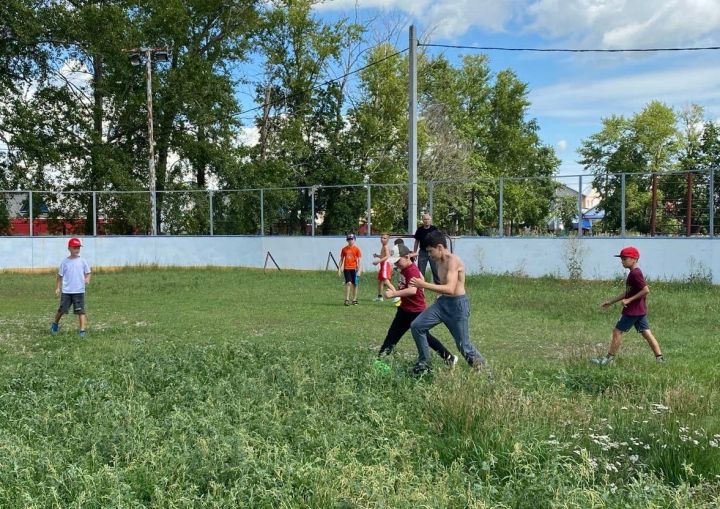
591, 356, 614, 366
373, 296, 384, 302
445, 354, 458, 368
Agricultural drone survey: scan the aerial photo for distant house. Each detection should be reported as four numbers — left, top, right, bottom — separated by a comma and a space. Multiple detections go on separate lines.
554, 183, 600, 210
549, 183, 602, 234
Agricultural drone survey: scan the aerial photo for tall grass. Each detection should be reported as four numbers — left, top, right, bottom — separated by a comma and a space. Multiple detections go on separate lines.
0, 268, 718, 507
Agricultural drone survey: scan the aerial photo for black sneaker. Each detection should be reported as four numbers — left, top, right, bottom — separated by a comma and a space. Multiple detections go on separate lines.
352, 300, 359, 305
344, 300, 350, 306
412, 363, 432, 376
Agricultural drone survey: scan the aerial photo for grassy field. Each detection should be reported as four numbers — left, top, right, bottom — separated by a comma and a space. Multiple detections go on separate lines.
0, 267, 719, 508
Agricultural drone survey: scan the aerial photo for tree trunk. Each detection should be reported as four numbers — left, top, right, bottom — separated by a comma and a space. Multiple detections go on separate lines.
650, 174, 658, 236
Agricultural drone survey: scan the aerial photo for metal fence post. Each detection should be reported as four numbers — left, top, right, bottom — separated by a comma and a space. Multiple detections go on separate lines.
92, 191, 97, 236
710, 167, 715, 238
498, 177, 504, 237
260, 188, 264, 236
366, 185, 371, 236
577, 175, 583, 237
209, 190, 214, 236
428, 181, 434, 218
621, 173, 626, 237
29, 191, 33, 237
311, 186, 316, 236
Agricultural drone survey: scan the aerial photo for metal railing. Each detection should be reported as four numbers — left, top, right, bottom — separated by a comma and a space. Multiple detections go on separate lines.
1, 169, 717, 237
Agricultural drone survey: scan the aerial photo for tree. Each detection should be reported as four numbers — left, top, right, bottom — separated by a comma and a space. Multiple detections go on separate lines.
579, 102, 681, 235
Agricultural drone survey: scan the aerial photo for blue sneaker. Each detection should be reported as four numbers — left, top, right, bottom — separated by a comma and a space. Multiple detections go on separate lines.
50, 323, 60, 334
79, 330, 86, 338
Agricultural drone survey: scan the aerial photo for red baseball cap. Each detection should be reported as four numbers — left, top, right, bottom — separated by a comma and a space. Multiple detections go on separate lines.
68, 237, 82, 248
614, 246, 639, 259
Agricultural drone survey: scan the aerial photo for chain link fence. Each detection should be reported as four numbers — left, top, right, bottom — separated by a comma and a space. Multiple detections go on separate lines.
2, 169, 717, 237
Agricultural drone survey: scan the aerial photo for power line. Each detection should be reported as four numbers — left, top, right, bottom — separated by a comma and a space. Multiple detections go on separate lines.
419, 43, 720, 53
234, 47, 409, 119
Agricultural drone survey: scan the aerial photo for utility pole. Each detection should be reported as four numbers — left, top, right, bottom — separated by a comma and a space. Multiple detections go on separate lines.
408, 25, 418, 235
127, 47, 170, 235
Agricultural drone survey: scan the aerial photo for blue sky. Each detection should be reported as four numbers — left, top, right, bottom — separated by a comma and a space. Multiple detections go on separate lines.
310, 0, 720, 186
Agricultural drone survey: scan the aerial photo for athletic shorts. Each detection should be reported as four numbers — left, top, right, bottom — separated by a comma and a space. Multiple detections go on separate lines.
615, 314, 649, 333
59, 293, 86, 315
343, 269, 358, 285
377, 261, 391, 281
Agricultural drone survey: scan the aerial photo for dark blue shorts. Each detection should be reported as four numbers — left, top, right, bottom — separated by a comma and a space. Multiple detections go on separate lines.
615, 314, 649, 333
59, 293, 86, 315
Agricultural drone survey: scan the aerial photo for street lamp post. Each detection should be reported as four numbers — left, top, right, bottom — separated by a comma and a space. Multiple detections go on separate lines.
128, 47, 169, 235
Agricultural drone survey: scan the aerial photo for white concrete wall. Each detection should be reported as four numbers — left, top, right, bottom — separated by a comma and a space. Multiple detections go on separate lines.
1, 236, 718, 284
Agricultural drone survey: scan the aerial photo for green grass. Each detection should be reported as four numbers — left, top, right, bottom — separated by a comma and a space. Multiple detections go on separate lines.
1, 268, 719, 508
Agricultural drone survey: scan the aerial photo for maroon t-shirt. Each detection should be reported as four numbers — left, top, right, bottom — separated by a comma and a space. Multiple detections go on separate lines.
623, 267, 648, 316
399, 263, 427, 313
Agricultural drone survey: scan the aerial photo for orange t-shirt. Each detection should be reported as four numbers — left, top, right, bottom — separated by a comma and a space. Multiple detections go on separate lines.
340, 245, 362, 269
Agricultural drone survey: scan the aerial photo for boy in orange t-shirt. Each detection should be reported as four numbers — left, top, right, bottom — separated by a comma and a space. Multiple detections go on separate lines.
338, 233, 362, 305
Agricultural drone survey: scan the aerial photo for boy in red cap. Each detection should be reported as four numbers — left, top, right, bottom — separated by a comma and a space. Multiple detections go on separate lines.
592, 246, 664, 366
50, 238, 91, 337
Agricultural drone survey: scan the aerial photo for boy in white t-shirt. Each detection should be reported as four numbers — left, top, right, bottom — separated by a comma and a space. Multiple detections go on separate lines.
51, 237, 91, 337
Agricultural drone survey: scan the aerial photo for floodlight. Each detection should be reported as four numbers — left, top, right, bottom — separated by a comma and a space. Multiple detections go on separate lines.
128, 52, 143, 66
154, 50, 170, 62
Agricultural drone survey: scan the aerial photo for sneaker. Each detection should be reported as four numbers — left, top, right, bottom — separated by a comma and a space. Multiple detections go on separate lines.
471, 359, 493, 381
591, 356, 614, 366
373, 296, 384, 302
656, 355, 665, 364
412, 363, 432, 376
445, 354, 458, 368
352, 300, 359, 305
344, 300, 350, 306
394, 298, 402, 307
79, 330, 86, 338
50, 323, 60, 334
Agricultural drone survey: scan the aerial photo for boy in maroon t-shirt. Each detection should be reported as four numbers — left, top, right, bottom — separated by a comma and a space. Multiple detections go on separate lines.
377, 245, 457, 366
592, 246, 664, 366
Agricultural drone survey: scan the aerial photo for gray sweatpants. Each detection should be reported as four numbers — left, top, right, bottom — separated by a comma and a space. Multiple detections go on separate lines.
410, 294, 485, 367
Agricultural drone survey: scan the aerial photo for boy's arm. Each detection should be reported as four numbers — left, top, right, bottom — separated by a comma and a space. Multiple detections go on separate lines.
386, 286, 417, 299
601, 291, 628, 308
337, 256, 345, 274
621, 285, 649, 306
55, 275, 62, 297
85, 272, 91, 285
410, 258, 458, 295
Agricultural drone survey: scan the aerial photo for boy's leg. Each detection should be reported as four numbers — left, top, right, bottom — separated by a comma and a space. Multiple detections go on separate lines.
440, 296, 485, 366
427, 332, 453, 360
379, 308, 415, 355
352, 282, 358, 301
410, 303, 444, 367
640, 330, 662, 356
608, 328, 623, 356
344, 282, 351, 301
79, 313, 87, 331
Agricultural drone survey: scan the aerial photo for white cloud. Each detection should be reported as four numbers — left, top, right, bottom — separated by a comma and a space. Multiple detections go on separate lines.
556, 139, 567, 151
319, 0, 720, 47
238, 126, 260, 146
526, 0, 720, 48
529, 64, 720, 121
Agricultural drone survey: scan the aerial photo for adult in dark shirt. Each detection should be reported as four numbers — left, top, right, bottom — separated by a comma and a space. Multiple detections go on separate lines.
413, 213, 440, 284
592, 246, 664, 366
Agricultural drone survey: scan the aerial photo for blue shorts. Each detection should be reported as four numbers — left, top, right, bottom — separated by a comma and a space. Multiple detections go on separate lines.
615, 314, 650, 333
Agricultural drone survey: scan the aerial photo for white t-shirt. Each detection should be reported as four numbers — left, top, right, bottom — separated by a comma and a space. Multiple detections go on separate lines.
58, 256, 91, 294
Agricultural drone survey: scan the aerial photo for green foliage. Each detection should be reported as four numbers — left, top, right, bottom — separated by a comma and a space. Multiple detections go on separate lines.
1, 269, 719, 506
